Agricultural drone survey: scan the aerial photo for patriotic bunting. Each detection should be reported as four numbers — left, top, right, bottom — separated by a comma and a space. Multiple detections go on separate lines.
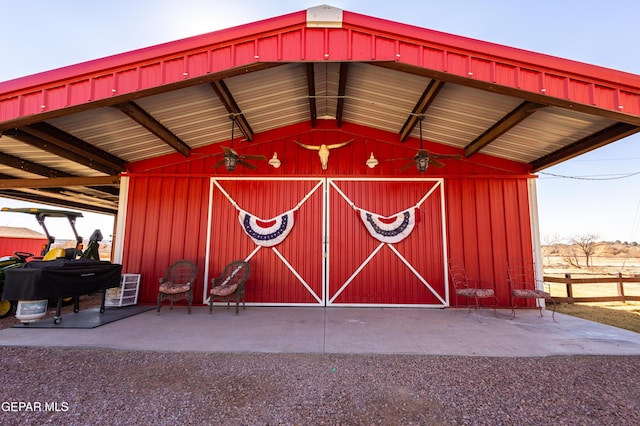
359, 207, 419, 244
238, 209, 295, 247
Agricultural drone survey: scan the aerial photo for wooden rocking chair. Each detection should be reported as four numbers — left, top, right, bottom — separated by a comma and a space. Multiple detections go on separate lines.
157, 259, 197, 314
209, 260, 251, 315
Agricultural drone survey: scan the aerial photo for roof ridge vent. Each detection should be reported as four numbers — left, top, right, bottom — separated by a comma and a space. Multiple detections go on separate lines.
306, 5, 343, 28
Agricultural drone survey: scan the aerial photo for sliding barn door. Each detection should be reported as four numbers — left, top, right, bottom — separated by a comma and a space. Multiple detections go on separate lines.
206, 178, 448, 307
327, 179, 448, 307
207, 178, 325, 305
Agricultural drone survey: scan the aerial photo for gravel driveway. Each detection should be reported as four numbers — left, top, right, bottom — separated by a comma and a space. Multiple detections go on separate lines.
1, 346, 638, 425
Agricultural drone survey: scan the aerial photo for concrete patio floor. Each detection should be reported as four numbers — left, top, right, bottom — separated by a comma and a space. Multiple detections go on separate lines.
1, 306, 639, 357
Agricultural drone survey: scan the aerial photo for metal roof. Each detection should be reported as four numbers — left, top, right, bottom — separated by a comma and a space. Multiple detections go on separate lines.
0, 5, 639, 215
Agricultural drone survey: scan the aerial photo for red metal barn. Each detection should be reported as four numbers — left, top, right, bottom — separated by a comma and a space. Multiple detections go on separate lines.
2, 6, 640, 309
0, 227, 47, 257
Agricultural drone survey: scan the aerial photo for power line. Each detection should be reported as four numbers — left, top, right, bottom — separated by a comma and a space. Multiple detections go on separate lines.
537, 170, 640, 180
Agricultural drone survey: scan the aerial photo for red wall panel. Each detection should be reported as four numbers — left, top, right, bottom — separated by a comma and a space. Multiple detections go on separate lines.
122, 175, 210, 304
0, 238, 47, 258
124, 122, 536, 307
445, 178, 533, 306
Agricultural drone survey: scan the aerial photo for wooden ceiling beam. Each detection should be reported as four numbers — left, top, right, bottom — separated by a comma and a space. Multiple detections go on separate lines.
399, 79, 446, 141
0, 152, 118, 197
306, 63, 318, 127
335, 63, 349, 127
8, 128, 123, 175
530, 122, 640, 171
0, 151, 73, 178
465, 101, 547, 157
112, 101, 191, 157
19, 122, 126, 173
210, 80, 254, 141
0, 176, 120, 189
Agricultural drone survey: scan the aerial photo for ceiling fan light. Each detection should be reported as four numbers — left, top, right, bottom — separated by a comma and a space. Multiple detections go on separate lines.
224, 153, 238, 171
416, 156, 429, 173
366, 152, 379, 168
268, 152, 281, 168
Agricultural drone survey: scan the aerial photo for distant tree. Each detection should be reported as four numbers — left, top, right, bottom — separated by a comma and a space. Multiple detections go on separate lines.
569, 232, 600, 267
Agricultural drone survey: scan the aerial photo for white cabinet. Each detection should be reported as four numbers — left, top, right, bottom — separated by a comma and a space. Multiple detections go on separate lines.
105, 274, 140, 307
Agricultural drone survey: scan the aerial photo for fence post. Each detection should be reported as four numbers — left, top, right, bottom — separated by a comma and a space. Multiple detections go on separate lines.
617, 272, 626, 302
565, 273, 574, 304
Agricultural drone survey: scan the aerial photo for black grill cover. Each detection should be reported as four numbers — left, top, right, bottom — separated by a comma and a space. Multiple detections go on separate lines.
2, 259, 123, 300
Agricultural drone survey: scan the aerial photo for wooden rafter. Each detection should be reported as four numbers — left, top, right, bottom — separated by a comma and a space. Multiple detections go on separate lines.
464, 101, 547, 157
19, 122, 126, 173
530, 122, 640, 171
8, 127, 125, 175
399, 79, 445, 142
0, 176, 120, 189
0, 151, 118, 197
112, 101, 191, 157
210, 80, 254, 141
335, 63, 349, 127
306, 63, 317, 127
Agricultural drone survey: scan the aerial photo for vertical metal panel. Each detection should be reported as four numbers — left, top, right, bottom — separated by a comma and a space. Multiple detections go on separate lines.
445, 177, 534, 305
0, 238, 47, 257
122, 174, 210, 304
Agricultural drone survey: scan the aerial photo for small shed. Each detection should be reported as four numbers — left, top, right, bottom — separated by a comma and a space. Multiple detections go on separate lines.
0, 227, 47, 258
1, 6, 640, 308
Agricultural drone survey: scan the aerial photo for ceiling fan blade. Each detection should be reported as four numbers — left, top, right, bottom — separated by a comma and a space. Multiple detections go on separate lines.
429, 159, 445, 168
221, 146, 239, 155
240, 154, 267, 161
400, 161, 415, 171
238, 160, 257, 170
431, 154, 462, 160
385, 157, 414, 162
213, 159, 225, 169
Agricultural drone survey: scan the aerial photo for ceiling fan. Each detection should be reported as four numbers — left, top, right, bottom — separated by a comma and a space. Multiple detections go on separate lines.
388, 115, 461, 173
214, 114, 267, 172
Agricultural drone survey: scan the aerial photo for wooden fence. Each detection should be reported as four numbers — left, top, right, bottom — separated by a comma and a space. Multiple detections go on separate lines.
544, 273, 640, 304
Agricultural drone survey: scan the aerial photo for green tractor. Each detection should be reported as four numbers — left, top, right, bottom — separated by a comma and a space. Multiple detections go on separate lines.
0, 208, 104, 318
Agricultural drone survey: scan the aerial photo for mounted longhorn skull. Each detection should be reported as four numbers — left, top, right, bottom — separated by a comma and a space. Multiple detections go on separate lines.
294, 139, 353, 170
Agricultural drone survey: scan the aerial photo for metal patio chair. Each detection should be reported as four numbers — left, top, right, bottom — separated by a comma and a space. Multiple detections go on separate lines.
448, 259, 498, 321
507, 259, 556, 322
157, 259, 197, 314
209, 260, 250, 315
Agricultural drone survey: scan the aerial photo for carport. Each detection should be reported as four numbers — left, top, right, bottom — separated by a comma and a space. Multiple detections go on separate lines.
1, 5, 639, 308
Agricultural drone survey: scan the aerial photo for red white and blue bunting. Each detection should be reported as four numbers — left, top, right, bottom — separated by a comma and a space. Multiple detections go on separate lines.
359, 207, 420, 244
238, 209, 295, 247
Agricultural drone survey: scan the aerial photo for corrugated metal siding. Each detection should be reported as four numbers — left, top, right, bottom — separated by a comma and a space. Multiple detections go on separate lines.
445, 178, 533, 306
342, 63, 431, 134
0, 238, 47, 257
122, 174, 210, 304
482, 108, 616, 163
122, 122, 536, 306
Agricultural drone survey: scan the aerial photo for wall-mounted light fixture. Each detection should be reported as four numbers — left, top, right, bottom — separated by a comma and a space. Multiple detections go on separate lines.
366, 152, 379, 168
268, 152, 281, 168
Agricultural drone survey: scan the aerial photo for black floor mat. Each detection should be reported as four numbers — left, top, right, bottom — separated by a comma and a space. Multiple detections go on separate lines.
11, 305, 154, 329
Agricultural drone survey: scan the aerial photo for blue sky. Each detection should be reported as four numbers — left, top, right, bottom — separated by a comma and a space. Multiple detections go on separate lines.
1, 0, 639, 242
